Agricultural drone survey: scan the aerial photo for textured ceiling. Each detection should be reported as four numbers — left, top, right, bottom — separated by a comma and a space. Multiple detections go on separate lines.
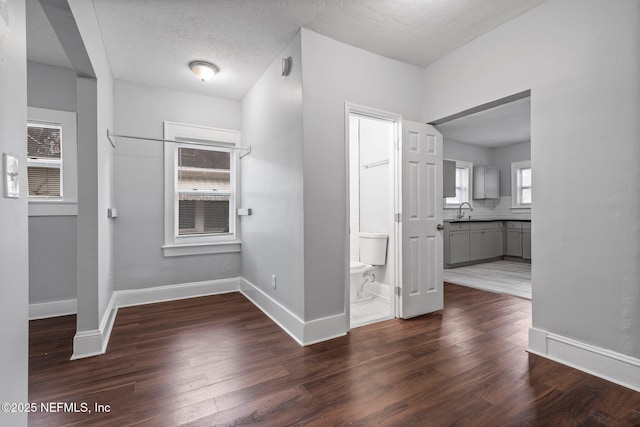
27, 0, 546, 100
436, 97, 531, 148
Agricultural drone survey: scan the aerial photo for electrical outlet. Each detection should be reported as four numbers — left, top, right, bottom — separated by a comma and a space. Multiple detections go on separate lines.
271, 275, 277, 289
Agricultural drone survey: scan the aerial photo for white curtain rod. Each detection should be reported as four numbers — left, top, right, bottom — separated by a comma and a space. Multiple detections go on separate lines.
106, 130, 251, 158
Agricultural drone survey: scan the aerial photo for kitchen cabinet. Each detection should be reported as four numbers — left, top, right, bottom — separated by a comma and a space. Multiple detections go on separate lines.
505, 221, 523, 257
469, 222, 495, 261
446, 222, 470, 265
470, 223, 501, 260
473, 166, 499, 199
445, 220, 529, 268
522, 222, 531, 260
443, 160, 456, 198
450, 230, 470, 264
445, 221, 503, 267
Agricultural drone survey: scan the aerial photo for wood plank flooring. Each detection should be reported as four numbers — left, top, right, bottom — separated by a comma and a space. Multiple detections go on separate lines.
443, 260, 532, 299
29, 285, 639, 426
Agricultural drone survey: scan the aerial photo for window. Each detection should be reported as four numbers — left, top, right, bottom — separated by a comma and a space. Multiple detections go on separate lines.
445, 160, 473, 207
26, 107, 78, 216
176, 146, 231, 236
27, 122, 62, 198
511, 160, 532, 208
163, 122, 241, 257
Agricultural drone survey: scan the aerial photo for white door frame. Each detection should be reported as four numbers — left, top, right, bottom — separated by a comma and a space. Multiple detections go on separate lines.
344, 102, 402, 331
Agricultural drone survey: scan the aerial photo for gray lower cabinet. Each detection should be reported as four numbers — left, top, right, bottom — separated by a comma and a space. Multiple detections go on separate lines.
494, 228, 504, 257
449, 230, 470, 264
522, 222, 531, 260
445, 221, 504, 267
470, 223, 501, 260
506, 221, 523, 257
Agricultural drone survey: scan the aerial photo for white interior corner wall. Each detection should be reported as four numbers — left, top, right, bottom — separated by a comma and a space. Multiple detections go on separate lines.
240, 31, 305, 327
113, 80, 241, 291
0, 0, 29, 424
300, 28, 423, 322
43, 0, 116, 358
423, 0, 640, 389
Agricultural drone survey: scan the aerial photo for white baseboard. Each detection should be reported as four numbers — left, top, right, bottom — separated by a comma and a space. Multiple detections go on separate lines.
71, 293, 117, 360
67, 276, 345, 359
304, 313, 347, 345
114, 277, 240, 308
239, 277, 347, 346
528, 327, 640, 392
29, 298, 77, 320
239, 277, 305, 345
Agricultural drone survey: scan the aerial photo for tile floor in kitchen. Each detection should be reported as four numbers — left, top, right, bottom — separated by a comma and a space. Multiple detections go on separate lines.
443, 259, 531, 299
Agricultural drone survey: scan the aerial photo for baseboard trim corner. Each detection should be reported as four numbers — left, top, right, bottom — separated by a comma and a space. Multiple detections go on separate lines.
528, 327, 640, 392
304, 313, 347, 346
239, 277, 347, 347
71, 293, 118, 360
239, 277, 304, 345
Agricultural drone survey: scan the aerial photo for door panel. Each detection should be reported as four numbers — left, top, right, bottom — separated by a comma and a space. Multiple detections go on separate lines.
400, 121, 444, 318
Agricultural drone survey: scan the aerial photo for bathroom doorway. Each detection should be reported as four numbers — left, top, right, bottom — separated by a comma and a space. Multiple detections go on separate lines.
346, 104, 400, 328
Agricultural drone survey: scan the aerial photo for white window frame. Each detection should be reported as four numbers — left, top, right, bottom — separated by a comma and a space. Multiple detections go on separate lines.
445, 160, 473, 208
163, 122, 241, 257
27, 107, 78, 217
511, 159, 532, 209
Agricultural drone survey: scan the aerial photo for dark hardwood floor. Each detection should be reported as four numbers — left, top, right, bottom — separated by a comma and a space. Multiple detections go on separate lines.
29, 284, 640, 426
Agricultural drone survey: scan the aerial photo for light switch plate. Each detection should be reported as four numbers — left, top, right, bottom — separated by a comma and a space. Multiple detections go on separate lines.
4, 153, 19, 198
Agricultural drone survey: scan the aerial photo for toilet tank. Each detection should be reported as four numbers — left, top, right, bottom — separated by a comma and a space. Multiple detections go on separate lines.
359, 232, 388, 266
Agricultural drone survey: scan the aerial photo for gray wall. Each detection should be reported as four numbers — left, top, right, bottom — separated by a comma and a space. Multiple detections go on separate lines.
28, 217, 77, 303
27, 61, 78, 304
443, 139, 491, 168
301, 29, 424, 321
113, 79, 242, 290
0, 0, 29, 424
241, 32, 305, 317
491, 141, 530, 196
443, 139, 531, 197
27, 61, 76, 111
423, 0, 640, 359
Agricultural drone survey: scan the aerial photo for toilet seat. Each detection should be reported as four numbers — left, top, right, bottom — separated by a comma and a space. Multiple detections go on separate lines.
350, 261, 375, 273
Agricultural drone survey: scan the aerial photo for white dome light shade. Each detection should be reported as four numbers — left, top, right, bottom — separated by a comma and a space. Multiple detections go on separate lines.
189, 61, 219, 82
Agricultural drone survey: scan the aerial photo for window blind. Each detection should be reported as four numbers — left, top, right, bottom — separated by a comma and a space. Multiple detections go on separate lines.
27, 123, 62, 197
177, 147, 231, 236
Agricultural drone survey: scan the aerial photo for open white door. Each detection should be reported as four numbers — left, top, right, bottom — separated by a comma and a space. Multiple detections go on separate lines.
399, 121, 444, 318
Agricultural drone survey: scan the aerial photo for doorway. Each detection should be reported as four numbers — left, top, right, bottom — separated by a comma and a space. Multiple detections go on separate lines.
433, 93, 532, 300
345, 105, 400, 328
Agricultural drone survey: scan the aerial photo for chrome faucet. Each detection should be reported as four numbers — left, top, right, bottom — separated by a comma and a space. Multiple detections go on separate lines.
457, 202, 473, 219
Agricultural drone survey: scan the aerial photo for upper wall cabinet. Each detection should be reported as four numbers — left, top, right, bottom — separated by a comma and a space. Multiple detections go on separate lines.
473, 165, 499, 199
443, 160, 456, 198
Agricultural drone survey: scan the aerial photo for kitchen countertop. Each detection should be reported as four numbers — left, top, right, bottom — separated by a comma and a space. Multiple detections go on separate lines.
445, 218, 531, 223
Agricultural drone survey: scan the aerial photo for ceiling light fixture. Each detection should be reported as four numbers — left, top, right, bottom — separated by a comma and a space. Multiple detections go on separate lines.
189, 61, 219, 82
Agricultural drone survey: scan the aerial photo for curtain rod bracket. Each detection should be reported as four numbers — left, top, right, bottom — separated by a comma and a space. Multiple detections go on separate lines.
239, 146, 251, 159
106, 129, 116, 148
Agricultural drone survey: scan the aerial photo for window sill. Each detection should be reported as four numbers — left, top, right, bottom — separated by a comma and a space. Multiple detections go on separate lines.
510, 206, 531, 211
29, 201, 78, 217
162, 240, 241, 257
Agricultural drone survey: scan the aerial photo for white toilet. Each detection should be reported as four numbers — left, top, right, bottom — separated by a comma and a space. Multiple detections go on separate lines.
350, 232, 388, 303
